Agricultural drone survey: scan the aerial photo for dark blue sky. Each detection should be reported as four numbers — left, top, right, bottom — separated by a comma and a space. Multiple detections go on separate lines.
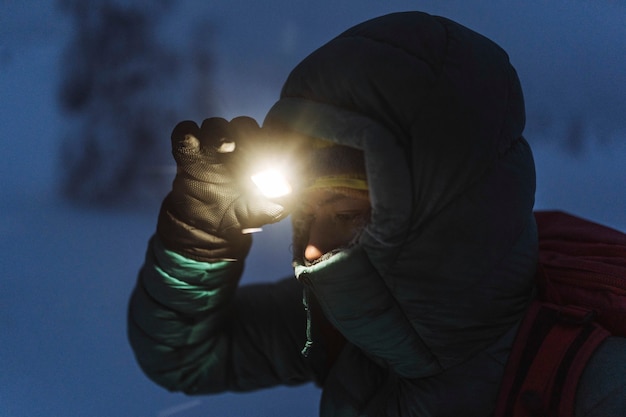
1, 1, 625, 416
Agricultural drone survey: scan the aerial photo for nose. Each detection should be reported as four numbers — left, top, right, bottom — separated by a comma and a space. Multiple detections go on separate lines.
304, 215, 340, 262
304, 244, 324, 262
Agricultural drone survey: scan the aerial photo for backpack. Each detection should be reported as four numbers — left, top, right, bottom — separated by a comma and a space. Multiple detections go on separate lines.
495, 210, 626, 417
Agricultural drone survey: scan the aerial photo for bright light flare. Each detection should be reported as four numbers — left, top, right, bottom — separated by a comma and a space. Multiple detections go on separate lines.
251, 169, 292, 198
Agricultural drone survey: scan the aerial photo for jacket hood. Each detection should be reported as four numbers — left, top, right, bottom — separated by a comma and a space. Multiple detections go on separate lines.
263, 11, 537, 378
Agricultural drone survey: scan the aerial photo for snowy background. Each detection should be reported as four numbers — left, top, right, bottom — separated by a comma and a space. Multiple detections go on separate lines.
1, 0, 625, 416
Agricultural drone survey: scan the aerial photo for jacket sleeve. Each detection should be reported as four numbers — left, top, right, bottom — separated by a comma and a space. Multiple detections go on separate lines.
127, 236, 313, 394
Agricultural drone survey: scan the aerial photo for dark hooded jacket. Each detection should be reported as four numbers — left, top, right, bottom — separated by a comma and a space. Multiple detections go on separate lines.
128, 11, 537, 416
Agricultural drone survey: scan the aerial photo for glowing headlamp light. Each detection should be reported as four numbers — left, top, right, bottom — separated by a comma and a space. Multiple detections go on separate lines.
251, 169, 292, 198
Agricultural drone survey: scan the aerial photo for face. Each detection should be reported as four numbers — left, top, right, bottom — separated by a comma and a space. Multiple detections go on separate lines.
296, 189, 371, 262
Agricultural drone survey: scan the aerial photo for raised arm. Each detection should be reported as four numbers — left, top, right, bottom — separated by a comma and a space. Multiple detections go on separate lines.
127, 117, 313, 394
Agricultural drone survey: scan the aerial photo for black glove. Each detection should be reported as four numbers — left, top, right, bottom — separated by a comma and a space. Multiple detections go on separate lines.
157, 116, 289, 261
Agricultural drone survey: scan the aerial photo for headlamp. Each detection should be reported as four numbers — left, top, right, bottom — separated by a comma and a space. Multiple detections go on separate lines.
251, 168, 292, 198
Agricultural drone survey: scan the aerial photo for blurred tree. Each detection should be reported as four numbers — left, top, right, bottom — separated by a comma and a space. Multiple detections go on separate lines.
57, 0, 215, 206
563, 113, 586, 156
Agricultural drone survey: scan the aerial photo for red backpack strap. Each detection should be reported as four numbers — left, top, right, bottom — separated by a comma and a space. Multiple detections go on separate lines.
495, 301, 610, 417
534, 210, 626, 335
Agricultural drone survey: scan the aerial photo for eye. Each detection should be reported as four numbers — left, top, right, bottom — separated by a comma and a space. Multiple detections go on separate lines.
335, 211, 368, 224
335, 212, 358, 222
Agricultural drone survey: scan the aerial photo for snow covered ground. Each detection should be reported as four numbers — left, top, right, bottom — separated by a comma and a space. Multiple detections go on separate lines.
1, 1, 624, 416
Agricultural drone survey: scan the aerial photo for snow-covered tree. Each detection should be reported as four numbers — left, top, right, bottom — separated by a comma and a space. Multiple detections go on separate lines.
57, 0, 215, 205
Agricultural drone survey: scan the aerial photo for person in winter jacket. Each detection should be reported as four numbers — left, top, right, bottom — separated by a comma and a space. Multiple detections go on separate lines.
127, 11, 626, 416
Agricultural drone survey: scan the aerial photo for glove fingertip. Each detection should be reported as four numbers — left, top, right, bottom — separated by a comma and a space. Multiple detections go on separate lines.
171, 121, 200, 151
228, 117, 261, 145
199, 117, 230, 149
230, 116, 260, 130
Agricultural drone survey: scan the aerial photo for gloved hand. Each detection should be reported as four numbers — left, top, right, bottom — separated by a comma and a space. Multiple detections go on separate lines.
157, 116, 289, 261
